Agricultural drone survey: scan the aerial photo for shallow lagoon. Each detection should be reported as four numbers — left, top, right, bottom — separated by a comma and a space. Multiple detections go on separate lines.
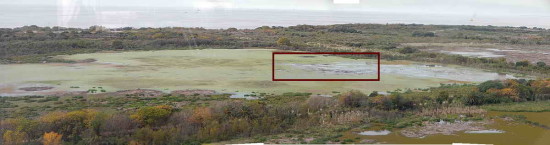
276, 60, 515, 81
0, 49, 517, 96
344, 111, 550, 145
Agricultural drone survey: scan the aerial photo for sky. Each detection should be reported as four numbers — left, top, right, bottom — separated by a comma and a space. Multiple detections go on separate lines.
1, 0, 549, 15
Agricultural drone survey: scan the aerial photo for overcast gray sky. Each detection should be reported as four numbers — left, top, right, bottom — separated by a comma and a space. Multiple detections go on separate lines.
1, 0, 550, 15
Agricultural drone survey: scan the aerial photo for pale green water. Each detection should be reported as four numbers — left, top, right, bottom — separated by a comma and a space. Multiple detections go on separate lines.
0, 49, 513, 96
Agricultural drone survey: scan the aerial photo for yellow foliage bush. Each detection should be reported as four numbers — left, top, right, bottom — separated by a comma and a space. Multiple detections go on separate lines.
3, 130, 26, 145
131, 105, 173, 125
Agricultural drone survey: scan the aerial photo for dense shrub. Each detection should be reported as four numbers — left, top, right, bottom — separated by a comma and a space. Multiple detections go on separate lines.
337, 90, 369, 107
412, 31, 435, 37
399, 47, 418, 54
131, 105, 173, 126
478, 80, 504, 92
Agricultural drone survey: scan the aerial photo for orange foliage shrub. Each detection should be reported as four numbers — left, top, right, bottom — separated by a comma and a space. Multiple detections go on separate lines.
42, 132, 62, 145
531, 79, 550, 94
189, 107, 213, 124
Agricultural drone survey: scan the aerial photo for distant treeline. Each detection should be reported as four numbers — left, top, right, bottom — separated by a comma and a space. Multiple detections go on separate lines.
1, 24, 549, 76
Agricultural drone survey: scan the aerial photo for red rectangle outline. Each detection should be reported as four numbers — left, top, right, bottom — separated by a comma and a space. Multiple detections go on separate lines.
272, 52, 381, 81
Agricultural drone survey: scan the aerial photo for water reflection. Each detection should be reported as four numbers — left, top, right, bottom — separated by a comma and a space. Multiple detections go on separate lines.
464, 129, 505, 134
358, 130, 391, 136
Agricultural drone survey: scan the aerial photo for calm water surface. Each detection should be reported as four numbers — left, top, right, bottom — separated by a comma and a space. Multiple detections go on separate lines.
2, 5, 550, 29
346, 111, 550, 145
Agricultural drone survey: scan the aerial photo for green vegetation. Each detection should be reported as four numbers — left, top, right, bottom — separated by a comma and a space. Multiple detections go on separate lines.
276, 37, 291, 46
1, 24, 549, 77
1, 24, 550, 144
131, 105, 173, 126
412, 31, 436, 37
1, 79, 548, 144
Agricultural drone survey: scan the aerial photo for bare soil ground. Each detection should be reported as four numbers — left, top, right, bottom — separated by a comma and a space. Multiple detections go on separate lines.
400, 120, 491, 138
114, 89, 165, 97
171, 89, 216, 96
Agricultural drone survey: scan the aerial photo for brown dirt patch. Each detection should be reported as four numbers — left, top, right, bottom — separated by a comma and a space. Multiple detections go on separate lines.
18, 87, 54, 91
0, 85, 16, 93
171, 89, 216, 96
114, 89, 165, 97
76, 58, 97, 63
360, 139, 377, 144
44, 91, 88, 96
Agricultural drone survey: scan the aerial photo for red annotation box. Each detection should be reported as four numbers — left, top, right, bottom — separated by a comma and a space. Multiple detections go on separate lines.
272, 52, 381, 81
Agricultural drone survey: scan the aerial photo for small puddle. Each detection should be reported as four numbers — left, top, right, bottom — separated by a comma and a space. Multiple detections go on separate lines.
229, 92, 259, 100
487, 48, 519, 52
442, 51, 505, 58
358, 130, 391, 136
311, 94, 333, 97
465, 129, 505, 134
